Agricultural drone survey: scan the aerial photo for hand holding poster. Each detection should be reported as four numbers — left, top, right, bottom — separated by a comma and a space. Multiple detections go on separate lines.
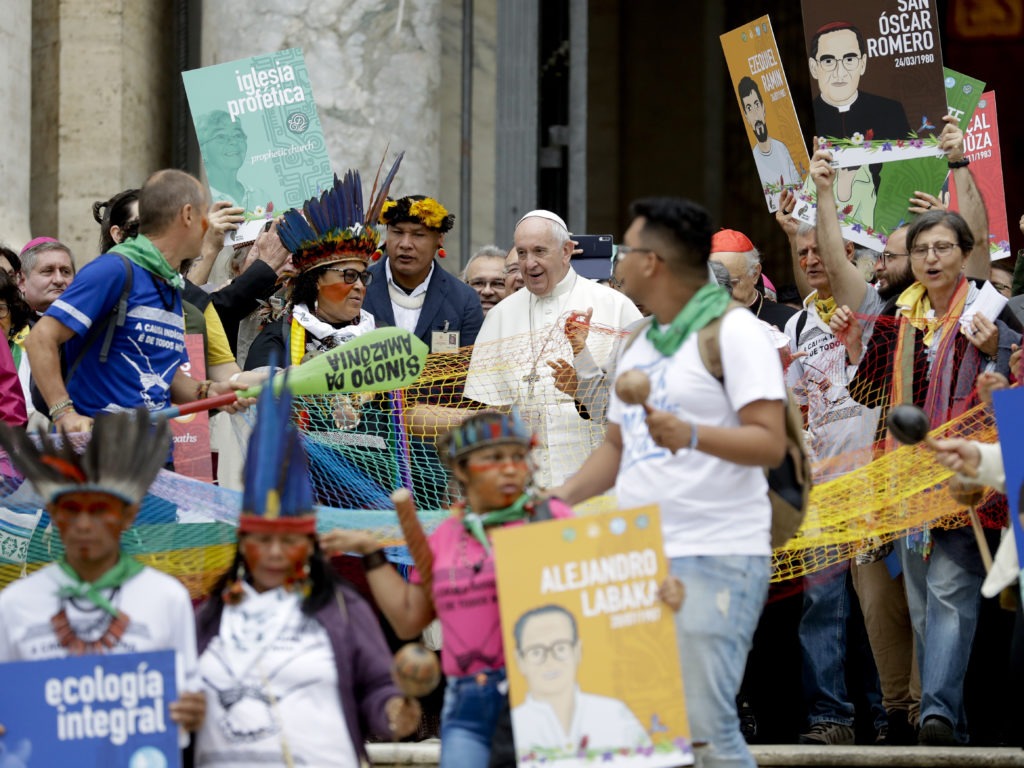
492, 505, 692, 767
182, 48, 334, 244
948, 92, 1010, 261
720, 16, 810, 213
0, 650, 180, 767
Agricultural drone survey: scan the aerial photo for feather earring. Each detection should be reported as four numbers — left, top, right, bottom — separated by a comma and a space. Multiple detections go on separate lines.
222, 561, 246, 605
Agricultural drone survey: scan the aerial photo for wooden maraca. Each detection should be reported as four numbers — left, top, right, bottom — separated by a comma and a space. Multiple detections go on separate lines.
886, 404, 977, 478
391, 642, 441, 698
615, 369, 651, 407
886, 404, 936, 448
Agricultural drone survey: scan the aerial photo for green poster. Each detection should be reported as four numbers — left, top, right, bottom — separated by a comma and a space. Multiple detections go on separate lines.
182, 48, 334, 243
871, 68, 986, 237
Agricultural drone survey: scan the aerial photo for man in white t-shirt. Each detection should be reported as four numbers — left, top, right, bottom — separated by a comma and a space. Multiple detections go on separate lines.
557, 197, 787, 768
0, 411, 204, 746
510, 605, 650, 757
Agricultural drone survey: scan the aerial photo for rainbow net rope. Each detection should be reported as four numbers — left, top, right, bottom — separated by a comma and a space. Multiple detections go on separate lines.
0, 311, 1009, 599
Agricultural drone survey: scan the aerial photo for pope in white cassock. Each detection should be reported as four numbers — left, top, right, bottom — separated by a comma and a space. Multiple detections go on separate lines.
465, 210, 642, 488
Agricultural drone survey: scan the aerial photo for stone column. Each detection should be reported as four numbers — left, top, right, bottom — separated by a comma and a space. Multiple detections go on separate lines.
30, 0, 174, 264
0, 0, 33, 251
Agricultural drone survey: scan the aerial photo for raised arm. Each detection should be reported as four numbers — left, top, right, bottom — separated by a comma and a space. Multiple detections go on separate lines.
810, 145, 866, 310
777, 188, 811, 300
940, 115, 989, 280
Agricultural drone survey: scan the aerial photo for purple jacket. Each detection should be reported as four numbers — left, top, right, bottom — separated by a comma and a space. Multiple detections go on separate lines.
195, 581, 401, 763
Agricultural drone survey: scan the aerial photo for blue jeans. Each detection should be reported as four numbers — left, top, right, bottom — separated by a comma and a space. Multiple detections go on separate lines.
672, 555, 769, 768
799, 559, 855, 727
899, 528, 984, 743
439, 668, 506, 768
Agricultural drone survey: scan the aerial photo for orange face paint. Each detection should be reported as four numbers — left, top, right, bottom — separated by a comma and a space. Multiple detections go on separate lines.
318, 280, 355, 303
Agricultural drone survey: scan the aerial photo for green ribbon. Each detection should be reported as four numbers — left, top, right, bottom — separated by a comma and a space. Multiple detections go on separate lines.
110, 234, 185, 289
646, 283, 731, 357
461, 494, 533, 554
57, 554, 145, 617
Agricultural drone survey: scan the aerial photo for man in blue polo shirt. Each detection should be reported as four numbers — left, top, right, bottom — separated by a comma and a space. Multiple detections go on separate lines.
26, 169, 250, 433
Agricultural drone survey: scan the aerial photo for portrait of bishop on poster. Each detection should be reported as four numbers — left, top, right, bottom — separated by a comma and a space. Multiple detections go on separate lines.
800, 0, 947, 167
721, 16, 810, 213
492, 505, 693, 768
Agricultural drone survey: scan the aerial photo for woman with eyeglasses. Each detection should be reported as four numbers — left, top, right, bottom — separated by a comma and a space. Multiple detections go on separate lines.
244, 232, 377, 372
244, 166, 399, 439
839, 209, 1021, 746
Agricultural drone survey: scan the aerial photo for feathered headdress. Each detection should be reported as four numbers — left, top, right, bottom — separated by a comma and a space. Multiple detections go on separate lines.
438, 409, 535, 466
380, 195, 455, 233
239, 372, 316, 534
0, 411, 170, 506
276, 152, 404, 274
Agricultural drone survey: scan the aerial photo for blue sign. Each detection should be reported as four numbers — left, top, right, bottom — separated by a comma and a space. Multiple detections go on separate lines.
0, 650, 180, 767
992, 388, 1024, 589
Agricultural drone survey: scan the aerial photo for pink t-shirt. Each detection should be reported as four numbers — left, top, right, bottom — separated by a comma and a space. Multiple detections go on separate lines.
411, 499, 572, 677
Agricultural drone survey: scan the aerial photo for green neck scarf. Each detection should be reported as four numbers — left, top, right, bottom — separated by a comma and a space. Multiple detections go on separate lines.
646, 283, 730, 356
110, 234, 185, 289
461, 493, 533, 554
57, 554, 144, 617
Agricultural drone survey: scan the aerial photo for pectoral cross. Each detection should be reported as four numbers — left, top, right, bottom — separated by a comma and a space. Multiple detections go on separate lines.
523, 368, 541, 398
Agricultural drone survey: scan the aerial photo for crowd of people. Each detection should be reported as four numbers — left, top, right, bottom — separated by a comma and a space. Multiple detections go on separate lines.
0, 114, 1020, 768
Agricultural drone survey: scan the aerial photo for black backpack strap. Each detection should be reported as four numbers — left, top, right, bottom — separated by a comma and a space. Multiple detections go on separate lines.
66, 254, 133, 383
794, 309, 808, 343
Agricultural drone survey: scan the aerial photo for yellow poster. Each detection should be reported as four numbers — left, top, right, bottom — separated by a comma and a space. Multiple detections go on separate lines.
492, 505, 692, 767
720, 15, 810, 212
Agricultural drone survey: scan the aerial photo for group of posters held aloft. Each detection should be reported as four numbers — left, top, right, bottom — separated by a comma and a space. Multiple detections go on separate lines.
720, 16, 810, 213
182, 48, 334, 244
798, 0, 949, 250
949, 92, 1011, 261
0, 650, 180, 767
492, 505, 693, 768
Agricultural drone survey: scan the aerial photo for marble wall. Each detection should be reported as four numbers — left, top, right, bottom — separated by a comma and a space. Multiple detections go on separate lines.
202, 0, 497, 267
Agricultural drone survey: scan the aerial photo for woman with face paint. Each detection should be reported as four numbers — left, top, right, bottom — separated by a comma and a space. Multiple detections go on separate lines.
192, 383, 421, 767
245, 161, 402, 375
320, 410, 575, 768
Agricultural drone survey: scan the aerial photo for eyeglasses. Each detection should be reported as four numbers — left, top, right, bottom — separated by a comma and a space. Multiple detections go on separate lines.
614, 245, 657, 264
519, 639, 575, 665
878, 250, 908, 265
323, 267, 373, 285
910, 242, 960, 260
815, 53, 863, 72
0, 304, 8, 319
468, 279, 506, 291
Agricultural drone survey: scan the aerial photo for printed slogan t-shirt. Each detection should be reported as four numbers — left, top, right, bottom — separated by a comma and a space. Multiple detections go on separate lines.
412, 502, 572, 677
47, 254, 185, 415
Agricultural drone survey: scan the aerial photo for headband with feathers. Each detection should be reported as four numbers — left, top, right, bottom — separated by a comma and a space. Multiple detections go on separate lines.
276, 152, 404, 273
438, 409, 535, 466
239, 371, 316, 534
0, 411, 170, 506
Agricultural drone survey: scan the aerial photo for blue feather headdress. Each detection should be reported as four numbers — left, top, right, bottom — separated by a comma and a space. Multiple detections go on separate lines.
239, 371, 316, 534
277, 151, 404, 274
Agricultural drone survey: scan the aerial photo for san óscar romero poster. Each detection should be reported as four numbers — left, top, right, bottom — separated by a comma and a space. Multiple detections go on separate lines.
493, 505, 692, 767
183, 48, 334, 244
720, 15, 810, 213
793, 0, 948, 249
